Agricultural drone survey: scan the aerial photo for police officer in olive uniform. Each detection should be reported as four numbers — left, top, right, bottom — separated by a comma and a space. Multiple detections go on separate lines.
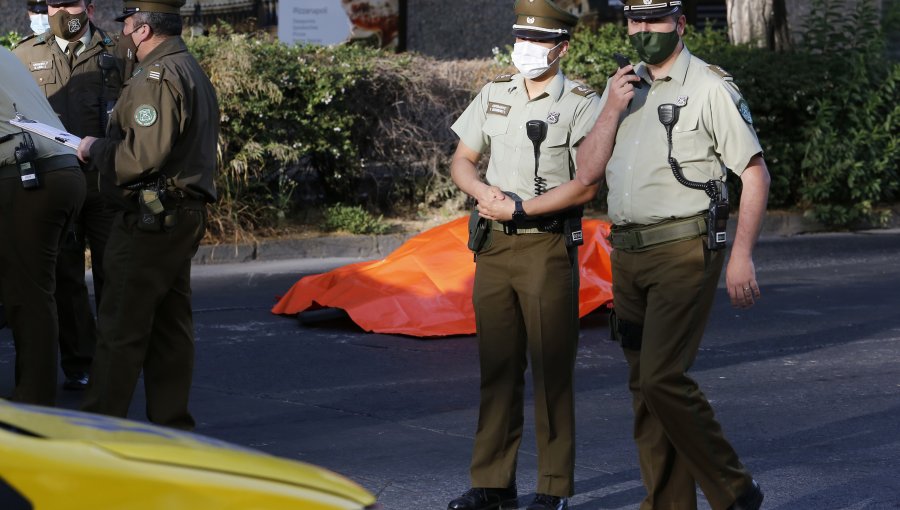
1, 45, 86, 405
448, 1, 601, 509
77, 0, 219, 430
13, 0, 134, 391
574, 1, 770, 509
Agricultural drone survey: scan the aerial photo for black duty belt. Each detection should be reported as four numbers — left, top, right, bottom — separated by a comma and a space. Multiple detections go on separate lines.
0, 154, 80, 180
162, 188, 206, 211
492, 216, 564, 235
608, 214, 707, 252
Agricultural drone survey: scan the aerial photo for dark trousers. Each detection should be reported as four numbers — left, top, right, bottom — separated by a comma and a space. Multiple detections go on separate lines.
55, 171, 114, 377
612, 237, 752, 510
469, 232, 579, 497
81, 205, 205, 430
0, 167, 85, 405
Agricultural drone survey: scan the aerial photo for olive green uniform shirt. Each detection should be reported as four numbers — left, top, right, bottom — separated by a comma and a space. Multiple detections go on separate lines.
88, 36, 219, 210
0, 46, 75, 165
452, 71, 601, 201
13, 25, 133, 141
599, 48, 762, 226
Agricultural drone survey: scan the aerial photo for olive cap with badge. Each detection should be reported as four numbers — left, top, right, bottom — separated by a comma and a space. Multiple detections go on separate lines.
115, 0, 185, 21
622, 0, 682, 20
512, 0, 579, 41
27, 0, 48, 14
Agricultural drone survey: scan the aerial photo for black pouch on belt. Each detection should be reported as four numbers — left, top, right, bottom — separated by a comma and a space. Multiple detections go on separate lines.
137, 188, 165, 232
467, 208, 491, 254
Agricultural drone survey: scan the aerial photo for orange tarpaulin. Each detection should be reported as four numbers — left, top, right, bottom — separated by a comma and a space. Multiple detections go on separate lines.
272, 217, 614, 337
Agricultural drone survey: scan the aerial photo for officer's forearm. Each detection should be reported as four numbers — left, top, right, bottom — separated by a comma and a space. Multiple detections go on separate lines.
522, 179, 598, 217
575, 106, 620, 186
731, 156, 770, 258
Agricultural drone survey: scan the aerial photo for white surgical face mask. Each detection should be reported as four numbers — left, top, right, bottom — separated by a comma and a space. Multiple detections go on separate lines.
29, 13, 50, 35
511, 41, 561, 80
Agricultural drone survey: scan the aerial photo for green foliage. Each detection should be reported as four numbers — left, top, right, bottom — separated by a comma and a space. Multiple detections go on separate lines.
1, 31, 22, 49
186, 28, 380, 239
322, 204, 390, 235
795, 0, 899, 227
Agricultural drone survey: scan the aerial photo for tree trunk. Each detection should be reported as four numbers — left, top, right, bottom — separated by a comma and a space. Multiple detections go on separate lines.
726, 0, 793, 51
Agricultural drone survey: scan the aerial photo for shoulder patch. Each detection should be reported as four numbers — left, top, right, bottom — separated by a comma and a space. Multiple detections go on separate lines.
134, 104, 158, 127
707, 64, 733, 81
492, 73, 514, 83
570, 84, 596, 97
737, 98, 753, 125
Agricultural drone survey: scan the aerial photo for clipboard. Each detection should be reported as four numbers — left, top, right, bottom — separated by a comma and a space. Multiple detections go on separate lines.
7, 115, 82, 150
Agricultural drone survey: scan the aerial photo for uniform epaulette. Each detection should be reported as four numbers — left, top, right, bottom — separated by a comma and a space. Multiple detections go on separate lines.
707, 64, 733, 81
146, 64, 164, 82
12, 33, 39, 49
570, 84, 596, 97
492, 73, 515, 83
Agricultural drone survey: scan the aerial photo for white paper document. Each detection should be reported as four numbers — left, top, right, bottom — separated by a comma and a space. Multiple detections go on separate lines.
7, 115, 82, 150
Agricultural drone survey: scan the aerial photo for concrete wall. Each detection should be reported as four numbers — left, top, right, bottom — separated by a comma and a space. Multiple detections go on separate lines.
405, 0, 513, 60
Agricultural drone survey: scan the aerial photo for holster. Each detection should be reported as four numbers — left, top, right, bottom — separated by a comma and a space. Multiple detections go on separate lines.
467, 208, 491, 254
609, 309, 644, 351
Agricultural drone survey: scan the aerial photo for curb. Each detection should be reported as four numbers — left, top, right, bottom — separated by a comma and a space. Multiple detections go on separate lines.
192, 209, 900, 265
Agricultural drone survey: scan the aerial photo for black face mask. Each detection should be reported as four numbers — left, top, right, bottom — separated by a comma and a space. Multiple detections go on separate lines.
50, 9, 88, 40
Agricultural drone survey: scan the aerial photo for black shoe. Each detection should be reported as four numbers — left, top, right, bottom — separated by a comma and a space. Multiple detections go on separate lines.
729, 480, 764, 510
527, 494, 568, 510
448, 485, 518, 510
63, 373, 89, 391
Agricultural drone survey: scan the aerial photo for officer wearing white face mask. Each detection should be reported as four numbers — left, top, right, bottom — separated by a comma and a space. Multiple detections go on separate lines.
26, 0, 50, 34
447, 1, 601, 509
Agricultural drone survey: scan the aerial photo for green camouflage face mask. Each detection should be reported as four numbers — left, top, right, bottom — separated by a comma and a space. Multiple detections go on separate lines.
629, 29, 679, 65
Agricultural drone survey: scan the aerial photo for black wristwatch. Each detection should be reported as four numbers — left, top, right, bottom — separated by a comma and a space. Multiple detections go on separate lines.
512, 200, 527, 223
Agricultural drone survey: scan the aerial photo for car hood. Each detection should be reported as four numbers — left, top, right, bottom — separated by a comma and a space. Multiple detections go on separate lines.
0, 401, 374, 506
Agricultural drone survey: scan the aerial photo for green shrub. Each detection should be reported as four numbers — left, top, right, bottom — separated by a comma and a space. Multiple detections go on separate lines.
795, 0, 899, 227
1, 31, 22, 49
322, 204, 390, 235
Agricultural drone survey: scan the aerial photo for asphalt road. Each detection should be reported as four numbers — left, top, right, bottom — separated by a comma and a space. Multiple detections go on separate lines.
2, 231, 899, 509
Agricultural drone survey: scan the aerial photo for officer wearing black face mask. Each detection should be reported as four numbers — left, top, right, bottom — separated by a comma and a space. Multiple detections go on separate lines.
13, 0, 134, 393
569, 0, 770, 509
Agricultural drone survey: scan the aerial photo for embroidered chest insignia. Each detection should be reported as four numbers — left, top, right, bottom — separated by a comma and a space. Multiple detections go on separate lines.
675, 95, 688, 107
547, 112, 560, 124
134, 104, 158, 127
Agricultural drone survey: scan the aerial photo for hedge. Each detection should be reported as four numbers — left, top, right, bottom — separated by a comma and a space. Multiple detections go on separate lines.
2, 0, 897, 236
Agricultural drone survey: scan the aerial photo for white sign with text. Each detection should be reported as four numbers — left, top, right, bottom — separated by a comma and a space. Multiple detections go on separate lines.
278, 0, 352, 46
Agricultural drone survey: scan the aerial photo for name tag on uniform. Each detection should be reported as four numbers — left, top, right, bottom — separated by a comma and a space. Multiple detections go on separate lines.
487, 102, 511, 116
29, 60, 53, 71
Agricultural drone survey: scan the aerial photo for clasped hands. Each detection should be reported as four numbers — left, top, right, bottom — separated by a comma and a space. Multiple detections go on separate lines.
475, 185, 514, 222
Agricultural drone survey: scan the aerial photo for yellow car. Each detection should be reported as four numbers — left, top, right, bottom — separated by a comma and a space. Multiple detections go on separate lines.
0, 400, 378, 509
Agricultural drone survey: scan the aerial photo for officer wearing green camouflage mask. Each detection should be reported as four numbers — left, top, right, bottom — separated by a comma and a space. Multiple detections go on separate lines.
563, 0, 770, 508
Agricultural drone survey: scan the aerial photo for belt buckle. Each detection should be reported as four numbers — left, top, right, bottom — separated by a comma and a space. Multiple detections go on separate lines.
503, 222, 517, 235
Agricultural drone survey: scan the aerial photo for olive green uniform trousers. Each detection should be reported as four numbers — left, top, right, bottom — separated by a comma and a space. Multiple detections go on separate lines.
55, 168, 114, 378
0, 164, 85, 405
469, 231, 579, 498
612, 236, 752, 510
82, 204, 205, 430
